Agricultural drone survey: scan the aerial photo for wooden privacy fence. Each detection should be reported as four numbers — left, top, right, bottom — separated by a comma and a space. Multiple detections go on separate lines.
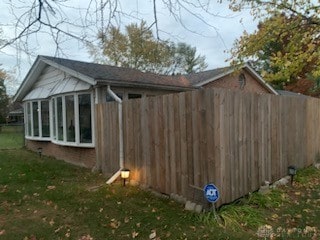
95, 88, 320, 207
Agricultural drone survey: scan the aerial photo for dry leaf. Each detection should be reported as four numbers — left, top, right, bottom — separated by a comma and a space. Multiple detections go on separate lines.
47, 186, 56, 190
0, 230, 5, 235
49, 219, 55, 226
78, 235, 93, 240
132, 231, 139, 238
110, 219, 120, 229
149, 231, 156, 239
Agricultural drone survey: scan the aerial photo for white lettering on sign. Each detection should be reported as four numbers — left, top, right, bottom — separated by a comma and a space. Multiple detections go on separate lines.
206, 189, 217, 197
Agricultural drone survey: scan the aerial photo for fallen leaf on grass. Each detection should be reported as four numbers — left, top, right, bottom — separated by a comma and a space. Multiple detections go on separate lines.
47, 186, 56, 190
0, 230, 5, 235
303, 208, 312, 213
132, 231, 139, 238
23, 235, 37, 240
78, 235, 93, 240
189, 226, 196, 231
303, 226, 317, 234
49, 219, 55, 226
149, 230, 156, 239
110, 219, 121, 229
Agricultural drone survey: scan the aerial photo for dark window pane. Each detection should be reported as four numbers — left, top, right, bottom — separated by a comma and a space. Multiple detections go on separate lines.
27, 102, 32, 136
32, 102, 39, 137
41, 101, 50, 137
128, 93, 142, 99
57, 97, 63, 141
79, 94, 92, 143
66, 95, 75, 142
52, 98, 56, 139
106, 92, 122, 102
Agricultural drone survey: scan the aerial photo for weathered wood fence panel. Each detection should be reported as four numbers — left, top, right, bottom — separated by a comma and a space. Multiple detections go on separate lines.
95, 88, 320, 207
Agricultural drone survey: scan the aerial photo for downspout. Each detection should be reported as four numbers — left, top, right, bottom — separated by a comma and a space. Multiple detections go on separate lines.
106, 85, 124, 184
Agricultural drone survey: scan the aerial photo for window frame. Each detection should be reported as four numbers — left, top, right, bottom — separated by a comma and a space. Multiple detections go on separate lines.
24, 92, 94, 148
51, 92, 94, 148
25, 99, 51, 141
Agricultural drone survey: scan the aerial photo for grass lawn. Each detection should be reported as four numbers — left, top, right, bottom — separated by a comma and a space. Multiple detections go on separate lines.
0, 125, 24, 149
0, 148, 319, 239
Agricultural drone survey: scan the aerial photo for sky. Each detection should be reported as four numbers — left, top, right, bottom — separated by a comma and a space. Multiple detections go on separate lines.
0, 0, 258, 95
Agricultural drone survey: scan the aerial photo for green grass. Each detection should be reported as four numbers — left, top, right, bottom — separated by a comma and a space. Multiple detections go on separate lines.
0, 149, 227, 240
0, 125, 24, 149
0, 147, 319, 239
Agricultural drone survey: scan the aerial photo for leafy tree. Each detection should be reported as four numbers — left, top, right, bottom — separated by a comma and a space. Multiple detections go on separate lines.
171, 42, 208, 74
91, 21, 207, 74
95, 21, 173, 74
230, 14, 320, 86
229, 1, 320, 87
0, 69, 9, 123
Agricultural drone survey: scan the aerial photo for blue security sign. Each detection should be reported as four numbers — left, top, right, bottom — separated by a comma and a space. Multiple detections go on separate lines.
204, 184, 220, 203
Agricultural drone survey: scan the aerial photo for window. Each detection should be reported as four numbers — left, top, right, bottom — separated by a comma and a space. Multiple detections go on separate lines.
25, 92, 93, 146
128, 93, 142, 99
25, 100, 50, 139
32, 102, 39, 137
238, 73, 246, 90
57, 97, 63, 141
51, 92, 93, 146
41, 101, 50, 137
106, 92, 122, 102
79, 94, 92, 143
65, 95, 75, 142
52, 98, 56, 140
27, 102, 32, 136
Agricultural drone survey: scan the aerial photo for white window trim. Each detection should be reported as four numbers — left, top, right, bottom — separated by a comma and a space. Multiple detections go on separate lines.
25, 100, 51, 141
51, 92, 95, 147
25, 92, 94, 147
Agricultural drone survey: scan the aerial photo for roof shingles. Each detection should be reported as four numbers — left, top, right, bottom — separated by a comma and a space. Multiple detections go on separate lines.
42, 56, 192, 88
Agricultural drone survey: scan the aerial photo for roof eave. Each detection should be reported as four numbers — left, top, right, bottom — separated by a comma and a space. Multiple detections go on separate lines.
13, 56, 97, 102
13, 56, 46, 102
243, 63, 279, 95
193, 68, 235, 87
96, 79, 196, 91
41, 58, 96, 85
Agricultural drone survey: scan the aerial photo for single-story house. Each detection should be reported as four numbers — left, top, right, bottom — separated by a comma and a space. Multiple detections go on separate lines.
6, 108, 24, 124
13, 56, 278, 170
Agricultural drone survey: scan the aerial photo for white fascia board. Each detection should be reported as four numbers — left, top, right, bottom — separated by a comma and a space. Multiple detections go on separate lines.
244, 63, 279, 95
193, 68, 235, 87
41, 58, 96, 86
